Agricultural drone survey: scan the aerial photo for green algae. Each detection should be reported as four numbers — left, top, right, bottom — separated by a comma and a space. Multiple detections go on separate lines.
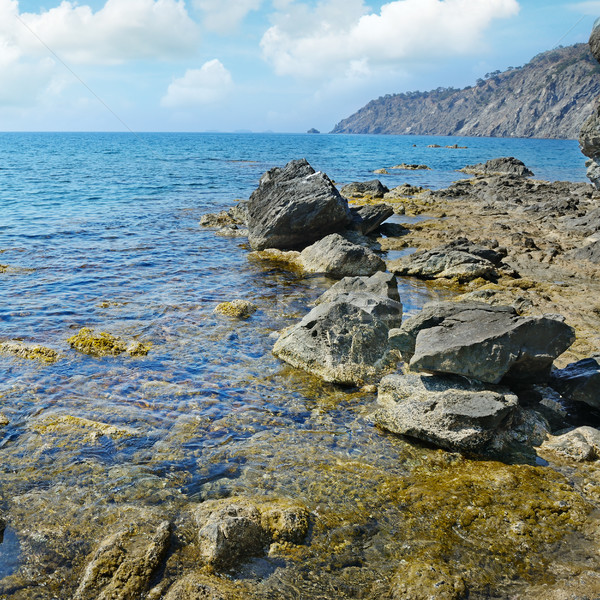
0, 341, 60, 363
67, 328, 150, 357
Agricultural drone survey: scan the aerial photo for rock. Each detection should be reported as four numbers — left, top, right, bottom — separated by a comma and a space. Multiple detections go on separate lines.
340, 180, 389, 199
273, 292, 403, 385
74, 520, 171, 600
374, 168, 389, 175
307, 128, 320, 134
0, 340, 60, 363
0, 413, 8, 427
590, 19, 600, 64
388, 240, 501, 282
315, 271, 400, 305
374, 372, 519, 452
163, 572, 239, 600
214, 225, 248, 238
391, 559, 467, 600
567, 238, 600, 263
407, 303, 575, 385
194, 498, 309, 571
585, 156, 600, 189
247, 159, 352, 250
349, 203, 394, 235
200, 211, 237, 228
299, 233, 385, 278
540, 426, 600, 461
550, 357, 600, 409
214, 300, 258, 319
68, 328, 150, 357
390, 163, 431, 170
384, 183, 425, 200
459, 157, 534, 177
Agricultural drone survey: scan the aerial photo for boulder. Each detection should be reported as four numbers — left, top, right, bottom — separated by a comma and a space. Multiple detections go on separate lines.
194, 498, 309, 571
273, 292, 403, 385
388, 239, 504, 282
394, 301, 575, 384
550, 357, 600, 409
459, 157, 534, 177
315, 271, 400, 305
374, 373, 519, 452
214, 300, 258, 319
349, 203, 394, 235
567, 239, 600, 263
590, 18, 600, 65
68, 328, 150, 357
340, 179, 389, 199
299, 233, 385, 278
247, 159, 352, 250
540, 426, 600, 462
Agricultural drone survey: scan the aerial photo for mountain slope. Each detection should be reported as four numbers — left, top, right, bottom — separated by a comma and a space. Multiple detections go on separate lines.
331, 44, 600, 139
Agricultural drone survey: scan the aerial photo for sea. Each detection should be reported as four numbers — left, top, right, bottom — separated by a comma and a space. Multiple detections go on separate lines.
0, 132, 592, 597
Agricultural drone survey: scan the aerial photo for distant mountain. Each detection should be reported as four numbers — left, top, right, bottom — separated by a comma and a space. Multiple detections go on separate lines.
331, 44, 600, 139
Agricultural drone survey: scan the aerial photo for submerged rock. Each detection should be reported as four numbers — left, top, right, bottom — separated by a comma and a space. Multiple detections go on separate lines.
274, 292, 403, 385
247, 159, 352, 250
550, 356, 600, 409
459, 157, 534, 177
340, 179, 389, 199
391, 559, 466, 600
162, 572, 240, 600
68, 328, 150, 357
214, 300, 258, 319
194, 497, 309, 571
299, 233, 385, 278
0, 340, 60, 363
315, 271, 400, 305
396, 301, 574, 385
74, 520, 171, 600
375, 372, 518, 453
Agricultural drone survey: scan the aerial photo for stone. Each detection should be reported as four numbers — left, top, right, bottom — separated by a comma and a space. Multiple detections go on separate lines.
540, 426, 600, 462
247, 159, 352, 250
590, 19, 600, 64
0, 413, 8, 427
214, 300, 258, 319
299, 233, 385, 278
375, 373, 519, 452
459, 157, 534, 177
273, 292, 403, 385
391, 559, 467, 600
74, 520, 171, 600
340, 179, 389, 199
408, 303, 575, 385
550, 357, 600, 409
0, 340, 60, 363
68, 328, 150, 357
194, 498, 309, 571
567, 239, 600, 263
315, 271, 400, 305
388, 240, 501, 282
390, 163, 431, 170
163, 572, 238, 600
200, 211, 236, 228
349, 203, 394, 235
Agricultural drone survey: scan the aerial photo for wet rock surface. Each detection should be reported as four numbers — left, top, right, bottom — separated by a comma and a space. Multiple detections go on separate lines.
0, 340, 60, 363
550, 357, 600, 409
246, 159, 352, 250
273, 292, 402, 385
214, 300, 258, 319
68, 327, 150, 357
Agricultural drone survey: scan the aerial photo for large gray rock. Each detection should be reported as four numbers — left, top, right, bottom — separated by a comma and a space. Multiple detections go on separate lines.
590, 18, 600, 65
247, 159, 352, 250
388, 239, 504, 282
299, 233, 385, 278
273, 292, 403, 385
350, 203, 394, 235
550, 357, 600, 409
340, 179, 389, 199
460, 157, 534, 177
374, 373, 518, 452
396, 302, 575, 384
315, 271, 400, 305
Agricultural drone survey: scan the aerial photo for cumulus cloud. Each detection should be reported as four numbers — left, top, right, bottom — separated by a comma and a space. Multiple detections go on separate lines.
1, 0, 199, 65
193, 0, 262, 33
161, 60, 234, 107
261, 0, 521, 79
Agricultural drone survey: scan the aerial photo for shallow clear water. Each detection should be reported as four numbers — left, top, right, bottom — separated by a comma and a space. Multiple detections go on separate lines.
0, 133, 595, 597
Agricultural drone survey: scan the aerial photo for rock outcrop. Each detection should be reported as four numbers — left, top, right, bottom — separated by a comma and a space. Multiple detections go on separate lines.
332, 44, 600, 139
246, 159, 352, 250
340, 180, 389, 199
459, 157, 534, 177
580, 22, 600, 188
273, 291, 403, 385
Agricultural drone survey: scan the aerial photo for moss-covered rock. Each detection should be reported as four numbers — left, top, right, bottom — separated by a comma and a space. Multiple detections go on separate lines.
0, 340, 60, 363
67, 328, 150, 357
214, 300, 258, 319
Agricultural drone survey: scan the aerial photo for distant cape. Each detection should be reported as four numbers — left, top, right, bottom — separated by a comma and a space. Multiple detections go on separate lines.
331, 44, 600, 140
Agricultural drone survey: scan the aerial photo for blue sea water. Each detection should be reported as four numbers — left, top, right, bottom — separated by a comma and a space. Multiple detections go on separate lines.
0, 132, 592, 595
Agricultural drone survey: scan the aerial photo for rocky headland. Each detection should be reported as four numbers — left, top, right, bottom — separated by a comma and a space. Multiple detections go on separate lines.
331, 43, 600, 139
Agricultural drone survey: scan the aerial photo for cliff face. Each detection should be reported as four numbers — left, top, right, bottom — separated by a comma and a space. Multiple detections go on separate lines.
331, 44, 600, 139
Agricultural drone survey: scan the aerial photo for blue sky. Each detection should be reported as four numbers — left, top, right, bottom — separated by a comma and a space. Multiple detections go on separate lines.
0, 0, 598, 132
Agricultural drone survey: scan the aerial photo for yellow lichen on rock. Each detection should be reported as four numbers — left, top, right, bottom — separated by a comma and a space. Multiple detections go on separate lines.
214, 300, 258, 319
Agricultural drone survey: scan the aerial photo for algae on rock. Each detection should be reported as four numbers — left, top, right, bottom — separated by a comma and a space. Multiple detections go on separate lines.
68, 328, 150, 357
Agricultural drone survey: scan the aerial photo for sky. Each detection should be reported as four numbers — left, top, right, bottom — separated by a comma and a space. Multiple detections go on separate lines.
0, 0, 599, 132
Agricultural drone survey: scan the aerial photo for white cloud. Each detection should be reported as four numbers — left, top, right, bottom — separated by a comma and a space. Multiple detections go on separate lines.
261, 0, 521, 79
1, 0, 199, 65
193, 0, 262, 33
161, 60, 234, 107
